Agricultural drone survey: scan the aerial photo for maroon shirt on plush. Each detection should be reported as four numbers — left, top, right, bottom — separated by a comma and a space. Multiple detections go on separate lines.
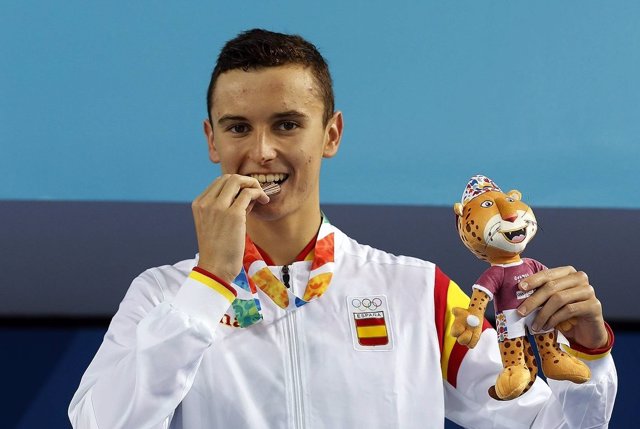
474, 258, 547, 313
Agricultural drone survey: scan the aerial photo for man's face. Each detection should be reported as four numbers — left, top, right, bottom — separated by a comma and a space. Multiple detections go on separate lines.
205, 65, 342, 221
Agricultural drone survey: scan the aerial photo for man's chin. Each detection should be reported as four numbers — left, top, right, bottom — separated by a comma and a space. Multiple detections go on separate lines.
248, 203, 285, 222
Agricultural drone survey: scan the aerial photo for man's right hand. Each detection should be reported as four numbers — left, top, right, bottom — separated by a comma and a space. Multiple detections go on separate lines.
191, 174, 270, 283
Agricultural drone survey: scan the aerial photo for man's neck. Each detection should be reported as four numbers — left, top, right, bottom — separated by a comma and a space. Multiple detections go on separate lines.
247, 207, 322, 266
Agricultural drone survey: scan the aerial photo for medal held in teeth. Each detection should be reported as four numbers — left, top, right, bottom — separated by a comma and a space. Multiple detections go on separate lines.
261, 182, 281, 196
257, 173, 285, 196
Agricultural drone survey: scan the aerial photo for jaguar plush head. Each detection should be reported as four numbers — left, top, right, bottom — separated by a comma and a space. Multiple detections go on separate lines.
453, 175, 538, 265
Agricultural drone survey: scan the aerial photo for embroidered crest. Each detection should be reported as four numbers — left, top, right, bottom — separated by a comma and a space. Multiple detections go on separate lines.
347, 295, 394, 351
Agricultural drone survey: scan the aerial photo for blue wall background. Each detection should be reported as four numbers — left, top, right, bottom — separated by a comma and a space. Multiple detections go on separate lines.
2, 1, 639, 207
2, 1, 637, 428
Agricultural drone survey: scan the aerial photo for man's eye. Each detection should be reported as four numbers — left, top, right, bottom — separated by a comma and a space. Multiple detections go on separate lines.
229, 124, 249, 133
277, 121, 298, 131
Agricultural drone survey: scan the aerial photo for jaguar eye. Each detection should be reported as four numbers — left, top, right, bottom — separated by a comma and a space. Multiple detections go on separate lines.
481, 200, 494, 208
506, 197, 515, 203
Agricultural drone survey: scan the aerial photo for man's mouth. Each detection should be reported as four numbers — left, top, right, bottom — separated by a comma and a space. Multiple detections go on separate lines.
248, 173, 289, 186
501, 227, 527, 244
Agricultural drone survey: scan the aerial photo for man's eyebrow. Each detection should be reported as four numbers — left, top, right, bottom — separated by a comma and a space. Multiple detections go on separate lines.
271, 110, 308, 120
217, 115, 247, 125
217, 111, 308, 125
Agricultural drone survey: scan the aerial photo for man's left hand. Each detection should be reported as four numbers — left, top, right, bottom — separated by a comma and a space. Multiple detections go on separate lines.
516, 266, 608, 349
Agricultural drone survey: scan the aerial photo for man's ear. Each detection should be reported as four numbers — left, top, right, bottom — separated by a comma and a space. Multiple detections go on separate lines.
454, 203, 464, 216
507, 190, 522, 201
203, 119, 220, 163
322, 111, 343, 158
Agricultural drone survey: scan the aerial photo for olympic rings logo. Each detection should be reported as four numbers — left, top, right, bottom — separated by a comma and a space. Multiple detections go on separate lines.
351, 297, 383, 311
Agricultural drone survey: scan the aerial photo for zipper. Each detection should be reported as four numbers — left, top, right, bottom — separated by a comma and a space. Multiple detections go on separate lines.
282, 264, 304, 429
281, 265, 291, 288
286, 309, 305, 429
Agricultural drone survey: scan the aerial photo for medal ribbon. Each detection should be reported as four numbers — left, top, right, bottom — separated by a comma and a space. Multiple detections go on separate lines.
229, 215, 335, 327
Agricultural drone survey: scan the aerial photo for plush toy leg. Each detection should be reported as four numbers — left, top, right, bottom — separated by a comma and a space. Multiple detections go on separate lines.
489, 336, 538, 400
535, 330, 590, 383
494, 336, 531, 400
522, 335, 538, 389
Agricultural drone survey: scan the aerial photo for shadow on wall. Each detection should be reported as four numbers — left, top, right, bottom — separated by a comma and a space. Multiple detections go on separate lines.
1, 201, 638, 321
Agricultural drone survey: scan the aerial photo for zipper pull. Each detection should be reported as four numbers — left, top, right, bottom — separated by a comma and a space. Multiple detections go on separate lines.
281, 265, 291, 289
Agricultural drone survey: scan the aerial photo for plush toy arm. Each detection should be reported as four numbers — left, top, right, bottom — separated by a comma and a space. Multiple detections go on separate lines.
451, 289, 490, 349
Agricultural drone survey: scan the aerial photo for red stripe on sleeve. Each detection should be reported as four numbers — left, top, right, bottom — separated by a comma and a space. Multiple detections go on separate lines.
448, 318, 493, 388
447, 343, 467, 388
568, 321, 615, 355
192, 266, 237, 297
434, 266, 451, 355
483, 318, 493, 330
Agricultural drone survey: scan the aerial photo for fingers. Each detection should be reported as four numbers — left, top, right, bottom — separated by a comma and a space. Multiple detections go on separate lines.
193, 175, 269, 219
232, 187, 270, 213
517, 270, 589, 316
556, 318, 577, 332
213, 174, 269, 208
190, 174, 270, 283
193, 175, 225, 208
518, 266, 578, 292
530, 285, 597, 332
221, 176, 269, 206
515, 267, 598, 333
515, 266, 608, 349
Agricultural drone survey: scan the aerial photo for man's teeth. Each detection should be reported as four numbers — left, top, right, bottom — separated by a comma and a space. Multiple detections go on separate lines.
250, 173, 287, 183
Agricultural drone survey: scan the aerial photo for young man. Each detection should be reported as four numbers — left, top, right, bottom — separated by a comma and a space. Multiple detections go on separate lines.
69, 29, 617, 428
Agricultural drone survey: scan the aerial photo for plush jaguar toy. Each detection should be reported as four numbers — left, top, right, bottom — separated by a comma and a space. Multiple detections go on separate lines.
451, 175, 590, 400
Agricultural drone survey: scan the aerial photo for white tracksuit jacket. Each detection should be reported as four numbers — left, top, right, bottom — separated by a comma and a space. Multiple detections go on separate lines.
69, 227, 617, 429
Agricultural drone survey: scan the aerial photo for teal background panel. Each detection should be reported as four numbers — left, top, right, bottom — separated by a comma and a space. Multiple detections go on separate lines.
2, 1, 639, 207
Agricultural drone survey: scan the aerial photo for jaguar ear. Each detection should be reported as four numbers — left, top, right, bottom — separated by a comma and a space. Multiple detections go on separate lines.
507, 190, 522, 201
454, 202, 464, 216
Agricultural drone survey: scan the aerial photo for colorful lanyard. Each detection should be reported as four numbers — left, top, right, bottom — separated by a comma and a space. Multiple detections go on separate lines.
229, 216, 335, 327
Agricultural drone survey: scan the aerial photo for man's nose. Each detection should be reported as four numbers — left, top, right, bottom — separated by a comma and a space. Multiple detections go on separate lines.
496, 198, 518, 223
250, 130, 277, 164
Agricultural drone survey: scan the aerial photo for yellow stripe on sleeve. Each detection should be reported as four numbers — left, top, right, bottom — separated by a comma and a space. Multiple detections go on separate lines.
189, 271, 235, 303
561, 344, 611, 361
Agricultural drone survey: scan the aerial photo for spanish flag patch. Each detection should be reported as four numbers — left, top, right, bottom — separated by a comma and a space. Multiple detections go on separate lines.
348, 295, 394, 351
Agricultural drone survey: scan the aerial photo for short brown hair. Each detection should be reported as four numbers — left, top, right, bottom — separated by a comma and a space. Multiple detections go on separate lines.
206, 29, 335, 125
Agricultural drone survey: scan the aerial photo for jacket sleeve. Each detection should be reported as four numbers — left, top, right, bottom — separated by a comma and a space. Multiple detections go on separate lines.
436, 268, 617, 429
68, 269, 232, 429
444, 328, 617, 429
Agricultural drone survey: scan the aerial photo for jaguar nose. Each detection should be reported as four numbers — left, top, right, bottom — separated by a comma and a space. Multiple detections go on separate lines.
502, 214, 518, 223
